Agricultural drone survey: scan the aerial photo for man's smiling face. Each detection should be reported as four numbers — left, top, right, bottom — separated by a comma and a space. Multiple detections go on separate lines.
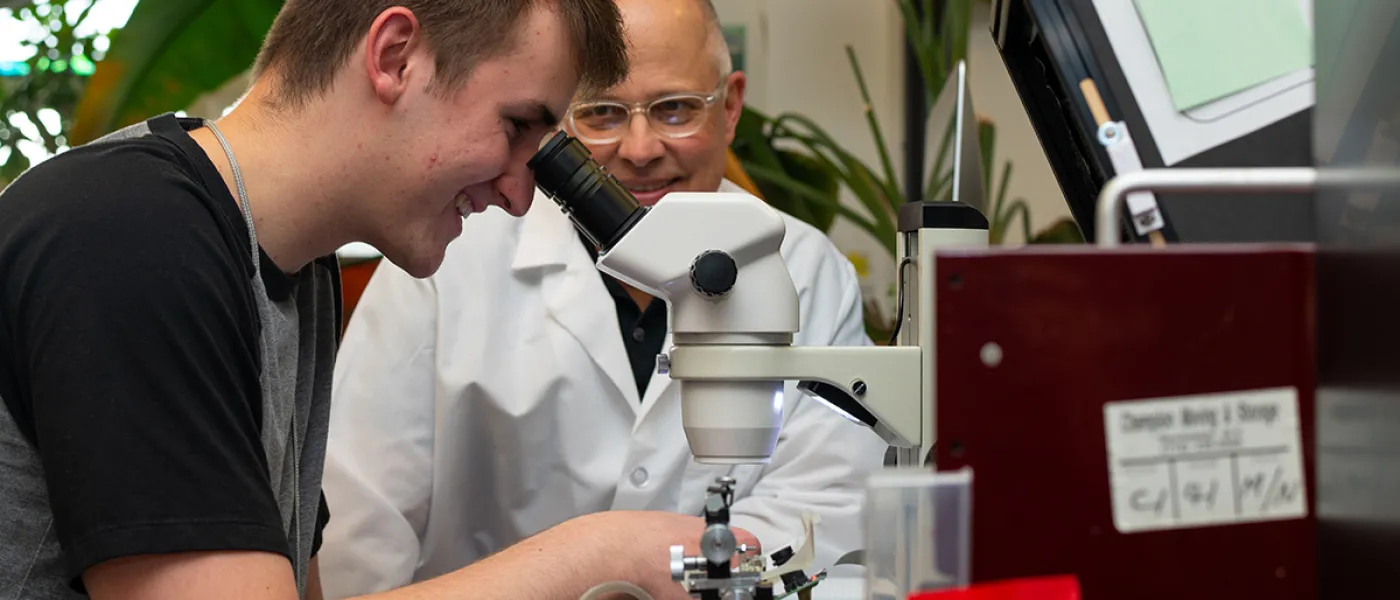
367, 4, 576, 278
562, 0, 745, 206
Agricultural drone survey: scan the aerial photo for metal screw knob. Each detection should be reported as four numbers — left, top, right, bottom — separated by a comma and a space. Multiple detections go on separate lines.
700, 525, 737, 565
670, 545, 686, 580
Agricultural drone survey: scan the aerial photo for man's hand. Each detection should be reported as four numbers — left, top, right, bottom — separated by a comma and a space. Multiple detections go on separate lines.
568, 511, 760, 600
363, 510, 760, 600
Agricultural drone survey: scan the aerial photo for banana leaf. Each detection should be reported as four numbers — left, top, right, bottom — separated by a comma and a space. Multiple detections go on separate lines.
69, 0, 283, 144
1, 0, 103, 183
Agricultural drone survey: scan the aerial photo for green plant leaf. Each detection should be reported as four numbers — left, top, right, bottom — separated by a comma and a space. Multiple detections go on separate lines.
845, 162, 899, 255
947, 0, 972, 75
792, 140, 897, 254
778, 132, 883, 216
1004, 198, 1032, 244
920, 0, 936, 53
774, 149, 839, 231
1030, 217, 1086, 244
732, 105, 846, 231
751, 155, 821, 226
898, 0, 936, 107
989, 160, 1013, 242
844, 46, 904, 211
2, 0, 106, 181
69, 0, 284, 144
733, 105, 786, 171
744, 161, 882, 241
978, 117, 996, 199
766, 113, 899, 240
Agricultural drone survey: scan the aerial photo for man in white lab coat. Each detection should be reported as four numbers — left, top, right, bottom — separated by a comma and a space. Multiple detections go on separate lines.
316, 0, 890, 597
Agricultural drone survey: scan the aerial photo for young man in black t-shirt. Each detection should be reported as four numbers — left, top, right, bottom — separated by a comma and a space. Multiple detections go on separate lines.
0, 2, 725, 599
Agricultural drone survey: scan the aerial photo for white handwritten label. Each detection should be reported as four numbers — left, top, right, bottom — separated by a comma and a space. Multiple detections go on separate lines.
1103, 387, 1308, 533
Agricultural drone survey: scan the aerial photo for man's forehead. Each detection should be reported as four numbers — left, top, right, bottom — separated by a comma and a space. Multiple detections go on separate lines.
575, 13, 719, 102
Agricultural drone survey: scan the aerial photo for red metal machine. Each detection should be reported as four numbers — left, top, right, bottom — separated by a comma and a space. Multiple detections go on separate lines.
931, 244, 1317, 599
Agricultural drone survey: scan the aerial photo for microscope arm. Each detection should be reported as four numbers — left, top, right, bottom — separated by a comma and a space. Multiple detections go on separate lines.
662, 345, 926, 450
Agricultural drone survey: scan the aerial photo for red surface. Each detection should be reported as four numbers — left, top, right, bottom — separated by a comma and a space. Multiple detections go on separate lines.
932, 245, 1317, 599
909, 576, 1081, 600
339, 257, 381, 332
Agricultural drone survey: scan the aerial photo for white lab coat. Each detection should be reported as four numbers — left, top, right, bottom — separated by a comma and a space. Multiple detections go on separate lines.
316, 179, 889, 599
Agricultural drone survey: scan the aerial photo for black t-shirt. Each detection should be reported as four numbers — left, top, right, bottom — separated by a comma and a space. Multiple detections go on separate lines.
0, 113, 334, 595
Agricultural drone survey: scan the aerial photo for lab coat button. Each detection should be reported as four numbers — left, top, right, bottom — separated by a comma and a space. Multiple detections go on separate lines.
630, 467, 649, 487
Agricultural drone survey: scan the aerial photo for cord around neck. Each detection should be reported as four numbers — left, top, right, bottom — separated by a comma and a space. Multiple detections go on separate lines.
202, 118, 260, 273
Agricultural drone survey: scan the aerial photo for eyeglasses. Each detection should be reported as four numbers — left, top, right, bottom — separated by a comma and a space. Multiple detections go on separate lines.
565, 78, 728, 145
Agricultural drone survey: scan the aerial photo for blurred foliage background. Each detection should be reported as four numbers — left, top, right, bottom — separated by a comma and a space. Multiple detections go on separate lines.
0, 0, 115, 185
0, 0, 277, 187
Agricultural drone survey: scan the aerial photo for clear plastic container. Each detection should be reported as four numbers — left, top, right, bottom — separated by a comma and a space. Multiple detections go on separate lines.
863, 466, 973, 600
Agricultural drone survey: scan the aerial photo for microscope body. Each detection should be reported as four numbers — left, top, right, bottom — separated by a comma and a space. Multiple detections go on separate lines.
600, 190, 996, 466
594, 191, 799, 464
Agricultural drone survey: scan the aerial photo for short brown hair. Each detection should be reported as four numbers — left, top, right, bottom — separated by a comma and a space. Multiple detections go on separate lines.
252, 0, 629, 109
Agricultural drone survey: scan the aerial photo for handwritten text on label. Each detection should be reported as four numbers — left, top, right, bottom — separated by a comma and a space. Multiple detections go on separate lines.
1104, 387, 1307, 533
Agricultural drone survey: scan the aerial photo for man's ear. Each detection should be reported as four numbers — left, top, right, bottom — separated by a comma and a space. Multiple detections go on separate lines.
722, 71, 747, 146
364, 7, 423, 106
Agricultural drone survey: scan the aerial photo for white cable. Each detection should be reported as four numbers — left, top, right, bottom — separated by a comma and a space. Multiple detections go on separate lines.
577, 581, 656, 600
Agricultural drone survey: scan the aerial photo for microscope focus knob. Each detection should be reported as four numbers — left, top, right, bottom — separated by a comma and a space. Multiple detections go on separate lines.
690, 250, 738, 297
700, 524, 738, 564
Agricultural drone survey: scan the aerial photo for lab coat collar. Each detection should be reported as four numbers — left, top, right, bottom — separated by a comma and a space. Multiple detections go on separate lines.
510, 188, 576, 271
506, 195, 633, 415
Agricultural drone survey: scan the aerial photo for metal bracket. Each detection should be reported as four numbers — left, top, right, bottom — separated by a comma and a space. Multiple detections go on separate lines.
1094, 167, 1320, 248
670, 476, 765, 598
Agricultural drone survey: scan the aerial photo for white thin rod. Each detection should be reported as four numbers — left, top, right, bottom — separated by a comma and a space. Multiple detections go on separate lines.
1095, 167, 1319, 248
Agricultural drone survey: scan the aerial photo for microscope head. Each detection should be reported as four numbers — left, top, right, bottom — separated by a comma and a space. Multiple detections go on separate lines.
529, 132, 800, 464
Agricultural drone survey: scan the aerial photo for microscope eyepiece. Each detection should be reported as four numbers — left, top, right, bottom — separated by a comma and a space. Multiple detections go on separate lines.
528, 131, 647, 252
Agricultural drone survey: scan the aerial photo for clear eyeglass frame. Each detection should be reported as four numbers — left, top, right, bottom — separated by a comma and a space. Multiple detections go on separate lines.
565, 77, 729, 145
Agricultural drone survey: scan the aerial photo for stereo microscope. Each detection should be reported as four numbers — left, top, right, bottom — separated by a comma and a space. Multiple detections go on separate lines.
528, 130, 986, 467
528, 131, 988, 598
